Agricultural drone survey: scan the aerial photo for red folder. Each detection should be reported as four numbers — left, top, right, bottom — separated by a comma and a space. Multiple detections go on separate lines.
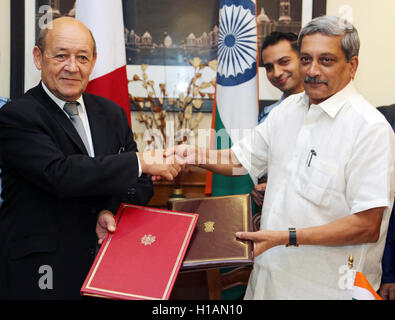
80, 204, 198, 300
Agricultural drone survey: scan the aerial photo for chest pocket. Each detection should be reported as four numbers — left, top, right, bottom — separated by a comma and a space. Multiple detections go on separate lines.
295, 155, 338, 207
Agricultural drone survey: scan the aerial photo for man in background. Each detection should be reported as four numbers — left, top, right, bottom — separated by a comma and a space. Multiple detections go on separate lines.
252, 32, 304, 208
258, 31, 304, 123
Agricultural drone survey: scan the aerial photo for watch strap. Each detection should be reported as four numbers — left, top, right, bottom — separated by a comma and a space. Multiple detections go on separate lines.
286, 227, 298, 247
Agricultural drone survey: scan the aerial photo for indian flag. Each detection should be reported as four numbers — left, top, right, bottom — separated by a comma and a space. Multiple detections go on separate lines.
76, 0, 131, 126
206, 0, 259, 197
352, 271, 382, 300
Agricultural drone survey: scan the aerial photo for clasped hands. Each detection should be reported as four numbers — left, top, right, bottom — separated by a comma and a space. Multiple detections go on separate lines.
137, 145, 201, 182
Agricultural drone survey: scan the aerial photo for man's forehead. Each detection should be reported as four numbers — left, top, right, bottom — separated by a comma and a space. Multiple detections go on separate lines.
263, 40, 293, 53
300, 33, 343, 54
262, 41, 297, 62
300, 33, 342, 47
48, 26, 90, 41
48, 18, 92, 40
46, 28, 94, 53
51, 46, 92, 54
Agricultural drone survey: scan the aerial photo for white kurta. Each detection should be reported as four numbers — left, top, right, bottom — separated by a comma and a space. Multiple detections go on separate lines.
232, 82, 395, 299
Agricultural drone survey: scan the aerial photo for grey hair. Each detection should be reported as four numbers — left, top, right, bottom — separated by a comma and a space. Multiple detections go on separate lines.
297, 16, 360, 61
36, 26, 49, 52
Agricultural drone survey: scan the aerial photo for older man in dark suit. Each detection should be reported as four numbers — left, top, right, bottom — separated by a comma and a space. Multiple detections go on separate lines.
0, 17, 181, 299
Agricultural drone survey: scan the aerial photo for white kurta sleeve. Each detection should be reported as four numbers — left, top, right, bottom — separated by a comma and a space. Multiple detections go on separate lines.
231, 116, 272, 182
345, 121, 395, 214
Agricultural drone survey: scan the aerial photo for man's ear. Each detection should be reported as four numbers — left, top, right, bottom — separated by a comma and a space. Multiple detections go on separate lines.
33, 46, 43, 71
349, 56, 359, 80
91, 52, 97, 72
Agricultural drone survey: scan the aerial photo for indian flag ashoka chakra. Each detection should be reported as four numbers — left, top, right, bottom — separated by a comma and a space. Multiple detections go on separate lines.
217, 0, 257, 87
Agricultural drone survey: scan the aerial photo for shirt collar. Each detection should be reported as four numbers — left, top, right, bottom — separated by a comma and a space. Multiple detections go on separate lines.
41, 82, 84, 110
309, 81, 357, 118
295, 91, 310, 110
0, 97, 8, 108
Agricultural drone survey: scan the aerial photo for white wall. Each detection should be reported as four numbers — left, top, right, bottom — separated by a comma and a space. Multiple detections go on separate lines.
2, 0, 395, 107
132, 0, 395, 148
327, 0, 395, 107
0, 0, 10, 98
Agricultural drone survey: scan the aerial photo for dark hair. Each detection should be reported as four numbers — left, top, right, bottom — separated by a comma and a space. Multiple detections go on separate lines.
261, 31, 298, 53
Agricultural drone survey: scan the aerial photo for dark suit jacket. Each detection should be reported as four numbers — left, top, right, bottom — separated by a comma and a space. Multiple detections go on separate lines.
0, 83, 153, 299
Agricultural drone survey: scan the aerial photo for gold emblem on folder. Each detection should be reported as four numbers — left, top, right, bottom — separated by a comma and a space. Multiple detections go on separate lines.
203, 221, 215, 233
141, 234, 156, 246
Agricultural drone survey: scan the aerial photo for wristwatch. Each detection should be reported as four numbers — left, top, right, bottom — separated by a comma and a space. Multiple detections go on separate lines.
286, 227, 298, 247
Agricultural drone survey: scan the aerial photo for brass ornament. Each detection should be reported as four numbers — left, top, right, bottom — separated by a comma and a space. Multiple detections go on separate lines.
203, 221, 215, 233
141, 234, 156, 246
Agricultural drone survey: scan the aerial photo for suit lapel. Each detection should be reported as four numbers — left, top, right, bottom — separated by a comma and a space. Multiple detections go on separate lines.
30, 84, 89, 155
83, 93, 108, 156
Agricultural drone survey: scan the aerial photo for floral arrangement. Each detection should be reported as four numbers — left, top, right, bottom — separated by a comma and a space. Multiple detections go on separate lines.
129, 57, 217, 150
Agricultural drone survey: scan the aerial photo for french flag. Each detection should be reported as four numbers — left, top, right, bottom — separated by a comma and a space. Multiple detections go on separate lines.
76, 0, 131, 126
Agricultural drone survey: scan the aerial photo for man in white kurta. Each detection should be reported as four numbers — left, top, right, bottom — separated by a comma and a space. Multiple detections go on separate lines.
175, 16, 395, 299
231, 16, 395, 299
232, 81, 394, 299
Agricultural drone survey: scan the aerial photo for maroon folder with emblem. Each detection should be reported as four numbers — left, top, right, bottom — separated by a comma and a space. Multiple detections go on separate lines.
171, 194, 254, 270
81, 204, 198, 300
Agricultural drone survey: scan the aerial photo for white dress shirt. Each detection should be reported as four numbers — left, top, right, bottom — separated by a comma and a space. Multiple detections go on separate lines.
232, 81, 395, 299
42, 82, 95, 157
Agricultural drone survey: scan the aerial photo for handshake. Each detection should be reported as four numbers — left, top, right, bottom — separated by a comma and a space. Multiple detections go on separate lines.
137, 145, 244, 181
136, 145, 204, 181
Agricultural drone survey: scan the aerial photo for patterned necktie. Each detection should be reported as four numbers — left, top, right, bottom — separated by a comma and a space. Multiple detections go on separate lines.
63, 102, 90, 152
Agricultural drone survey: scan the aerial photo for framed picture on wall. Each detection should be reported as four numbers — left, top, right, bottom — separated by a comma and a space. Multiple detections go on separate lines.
14, 0, 326, 108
